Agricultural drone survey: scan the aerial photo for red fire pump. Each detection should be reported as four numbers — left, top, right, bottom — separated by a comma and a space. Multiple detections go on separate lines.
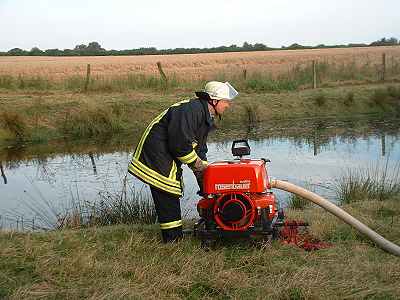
194, 140, 329, 250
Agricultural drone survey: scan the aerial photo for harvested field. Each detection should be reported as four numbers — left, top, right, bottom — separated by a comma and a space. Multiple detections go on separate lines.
1, 46, 400, 81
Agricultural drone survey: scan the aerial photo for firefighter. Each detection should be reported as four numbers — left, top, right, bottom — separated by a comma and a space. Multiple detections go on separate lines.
128, 81, 238, 242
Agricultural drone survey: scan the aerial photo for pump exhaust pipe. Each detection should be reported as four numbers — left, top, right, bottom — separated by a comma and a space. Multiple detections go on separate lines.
270, 179, 400, 257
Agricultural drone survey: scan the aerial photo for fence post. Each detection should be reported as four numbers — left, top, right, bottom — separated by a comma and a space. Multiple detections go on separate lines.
313, 60, 317, 89
381, 53, 386, 81
156, 62, 168, 86
243, 69, 247, 80
84, 63, 91, 92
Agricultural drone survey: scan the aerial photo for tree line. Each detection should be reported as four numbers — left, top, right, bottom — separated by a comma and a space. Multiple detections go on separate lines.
1, 38, 399, 57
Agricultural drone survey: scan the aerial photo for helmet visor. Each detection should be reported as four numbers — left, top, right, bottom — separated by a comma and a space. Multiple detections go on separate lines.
225, 82, 239, 100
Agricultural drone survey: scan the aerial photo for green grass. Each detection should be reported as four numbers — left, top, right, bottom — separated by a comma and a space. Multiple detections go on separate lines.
1, 197, 399, 299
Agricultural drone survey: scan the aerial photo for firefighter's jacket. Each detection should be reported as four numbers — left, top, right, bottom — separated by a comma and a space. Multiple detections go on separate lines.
128, 98, 213, 196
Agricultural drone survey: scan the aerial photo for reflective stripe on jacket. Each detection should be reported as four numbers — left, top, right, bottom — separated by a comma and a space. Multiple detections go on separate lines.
128, 98, 213, 195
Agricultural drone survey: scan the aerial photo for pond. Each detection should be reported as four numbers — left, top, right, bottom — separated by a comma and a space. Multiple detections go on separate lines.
1, 116, 399, 229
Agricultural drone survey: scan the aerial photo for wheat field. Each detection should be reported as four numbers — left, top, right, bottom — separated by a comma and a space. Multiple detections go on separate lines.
1, 46, 399, 81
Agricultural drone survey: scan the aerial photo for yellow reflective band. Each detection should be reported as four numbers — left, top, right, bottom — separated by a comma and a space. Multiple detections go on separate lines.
160, 220, 182, 230
202, 160, 208, 166
192, 142, 198, 148
134, 111, 167, 159
131, 158, 180, 187
168, 160, 177, 180
177, 149, 198, 164
128, 163, 182, 195
134, 99, 192, 160
170, 99, 190, 107
128, 163, 181, 189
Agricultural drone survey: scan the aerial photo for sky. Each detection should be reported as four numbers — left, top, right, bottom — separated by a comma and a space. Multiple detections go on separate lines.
0, 0, 399, 51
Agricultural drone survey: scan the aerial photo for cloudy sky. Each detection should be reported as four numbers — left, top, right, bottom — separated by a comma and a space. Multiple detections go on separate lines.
0, 0, 398, 51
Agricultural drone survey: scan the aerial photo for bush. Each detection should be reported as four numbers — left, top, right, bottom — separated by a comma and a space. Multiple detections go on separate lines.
0, 111, 28, 139
344, 91, 354, 106
313, 92, 326, 106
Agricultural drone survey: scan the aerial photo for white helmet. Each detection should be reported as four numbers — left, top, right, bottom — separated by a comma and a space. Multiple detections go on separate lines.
195, 81, 238, 101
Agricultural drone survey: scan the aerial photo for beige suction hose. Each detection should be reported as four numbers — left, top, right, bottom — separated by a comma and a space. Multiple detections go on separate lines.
270, 179, 400, 257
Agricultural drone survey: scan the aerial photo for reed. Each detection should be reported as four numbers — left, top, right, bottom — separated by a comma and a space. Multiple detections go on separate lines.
9, 176, 157, 231
335, 161, 400, 204
56, 189, 157, 229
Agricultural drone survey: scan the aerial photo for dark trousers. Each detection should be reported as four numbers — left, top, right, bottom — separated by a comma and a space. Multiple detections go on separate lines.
150, 186, 183, 243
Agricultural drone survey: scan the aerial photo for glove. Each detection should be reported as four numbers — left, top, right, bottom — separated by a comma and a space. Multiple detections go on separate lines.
189, 158, 208, 196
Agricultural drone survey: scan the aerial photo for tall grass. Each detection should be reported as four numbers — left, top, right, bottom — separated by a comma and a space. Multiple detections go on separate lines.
335, 161, 400, 204
51, 73, 182, 92
242, 73, 302, 92
17, 75, 52, 90
0, 75, 53, 90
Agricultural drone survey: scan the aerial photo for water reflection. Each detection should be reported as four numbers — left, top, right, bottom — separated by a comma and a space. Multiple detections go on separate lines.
0, 116, 399, 228
0, 161, 7, 184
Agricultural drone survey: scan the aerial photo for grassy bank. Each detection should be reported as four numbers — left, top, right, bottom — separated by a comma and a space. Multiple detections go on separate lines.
1, 82, 399, 148
1, 196, 399, 299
